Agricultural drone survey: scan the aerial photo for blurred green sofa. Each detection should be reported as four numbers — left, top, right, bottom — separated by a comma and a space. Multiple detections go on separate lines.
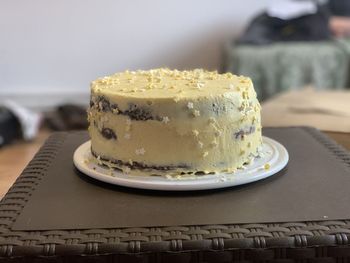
223, 39, 350, 100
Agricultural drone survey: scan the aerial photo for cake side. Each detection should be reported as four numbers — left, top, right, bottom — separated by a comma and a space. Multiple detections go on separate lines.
88, 69, 262, 175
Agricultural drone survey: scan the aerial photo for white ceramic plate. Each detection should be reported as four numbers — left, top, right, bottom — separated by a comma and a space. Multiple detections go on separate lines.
73, 137, 288, 191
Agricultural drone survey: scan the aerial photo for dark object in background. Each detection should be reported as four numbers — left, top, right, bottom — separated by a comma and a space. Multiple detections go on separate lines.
0, 107, 21, 147
45, 104, 88, 131
238, 6, 331, 45
329, 0, 350, 17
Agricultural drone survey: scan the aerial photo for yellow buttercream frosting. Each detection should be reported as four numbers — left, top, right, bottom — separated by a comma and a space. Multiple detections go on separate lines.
88, 68, 262, 176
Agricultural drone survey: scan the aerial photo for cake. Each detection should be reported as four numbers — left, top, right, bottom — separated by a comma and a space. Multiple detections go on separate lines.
88, 68, 262, 176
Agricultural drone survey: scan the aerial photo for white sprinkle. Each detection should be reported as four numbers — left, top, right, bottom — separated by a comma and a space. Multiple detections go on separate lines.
124, 133, 131, 140
162, 116, 170, 124
135, 148, 146, 155
196, 82, 205, 89
219, 176, 227, 182
215, 130, 223, 137
100, 116, 108, 123
126, 119, 131, 125
208, 117, 216, 124
198, 141, 204, 149
187, 102, 194, 109
193, 110, 200, 117
124, 167, 131, 174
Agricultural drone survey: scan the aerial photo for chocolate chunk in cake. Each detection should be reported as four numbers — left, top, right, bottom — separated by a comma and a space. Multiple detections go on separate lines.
234, 126, 256, 140
124, 103, 154, 121
101, 128, 117, 140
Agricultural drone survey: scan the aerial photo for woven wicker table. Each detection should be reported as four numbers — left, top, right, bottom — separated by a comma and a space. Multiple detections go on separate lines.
0, 127, 350, 262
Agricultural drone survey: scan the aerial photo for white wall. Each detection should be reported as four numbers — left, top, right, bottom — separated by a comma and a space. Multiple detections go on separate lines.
0, 0, 277, 109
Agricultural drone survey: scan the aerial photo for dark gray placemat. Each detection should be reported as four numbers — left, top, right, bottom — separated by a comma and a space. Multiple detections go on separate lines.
12, 127, 350, 231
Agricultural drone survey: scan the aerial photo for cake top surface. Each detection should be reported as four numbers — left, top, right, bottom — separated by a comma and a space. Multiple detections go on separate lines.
91, 68, 254, 99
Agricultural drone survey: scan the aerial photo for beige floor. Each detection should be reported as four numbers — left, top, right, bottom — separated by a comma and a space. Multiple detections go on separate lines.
0, 130, 51, 198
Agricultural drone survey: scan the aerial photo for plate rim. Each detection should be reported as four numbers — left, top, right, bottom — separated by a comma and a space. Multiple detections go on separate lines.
73, 136, 289, 191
